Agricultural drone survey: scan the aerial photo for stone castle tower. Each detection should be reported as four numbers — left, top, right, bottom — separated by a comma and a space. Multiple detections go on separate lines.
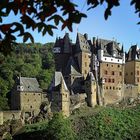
85, 72, 97, 107
50, 72, 70, 117
74, 33, 91, 78
59, 77, 70, 117
53, 33, 72, 73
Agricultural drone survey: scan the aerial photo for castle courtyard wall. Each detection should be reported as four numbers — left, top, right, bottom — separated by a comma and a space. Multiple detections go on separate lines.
0, 111, 21, 125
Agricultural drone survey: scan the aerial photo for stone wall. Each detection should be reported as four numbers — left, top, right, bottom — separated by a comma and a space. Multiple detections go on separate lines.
70, 93, 86, 110
0, 111, 21, 125
11, 89, 42, 116
125, 61, 135, 84
100, 62, 124, 104
20, 92, 42, 116
74, 52, 90, 78
124, 84, 140, 99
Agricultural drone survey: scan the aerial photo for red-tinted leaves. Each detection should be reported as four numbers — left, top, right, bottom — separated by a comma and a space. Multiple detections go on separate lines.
0, 24, 12, 33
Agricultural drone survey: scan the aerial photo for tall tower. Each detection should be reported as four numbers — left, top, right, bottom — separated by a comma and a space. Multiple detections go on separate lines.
74, 33, 91, 78
59, 77, 70, 117
85, 72, 97, 107
50, 72, 70, 117
53, 33, 72, 73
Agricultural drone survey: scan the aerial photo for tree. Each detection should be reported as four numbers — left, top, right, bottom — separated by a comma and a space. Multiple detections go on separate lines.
0, 0, 140, 54
46, 113, 75, 140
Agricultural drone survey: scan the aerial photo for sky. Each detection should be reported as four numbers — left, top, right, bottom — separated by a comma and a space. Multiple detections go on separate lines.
2, 0, 140, 51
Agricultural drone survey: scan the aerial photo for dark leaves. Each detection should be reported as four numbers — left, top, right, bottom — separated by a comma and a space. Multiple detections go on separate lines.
1, 0, 140, 55
36, 22, 57, 36
20, 15, 36, 30
23, 32, 34, 43
87, 0, 120, 20
48, 15, 64, 25
104, 8, 112, 20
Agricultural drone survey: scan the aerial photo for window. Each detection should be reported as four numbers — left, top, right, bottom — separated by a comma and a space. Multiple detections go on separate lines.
137, 78, 139, 82
108, 79, 111, 82
131, 72, 133, 75
112, 65, 113, 67
110, 86, 112, 89
105, 78, 107, 82
119, 72, 122, 76
137, 71, 139, 75
107, 64, 108, 67
105, 70, 108, 75
112, 79, 115, 83
118, 65, 120, 67
113, 87, 115, 90
106, 86, 108, 89
112, 71, 115, 75
85, 62, 87, 67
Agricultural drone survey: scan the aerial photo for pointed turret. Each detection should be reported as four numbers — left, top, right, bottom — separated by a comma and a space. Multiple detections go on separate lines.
121, 44, 124, 53
59, 76, 70, 117
85, 72, 97, 107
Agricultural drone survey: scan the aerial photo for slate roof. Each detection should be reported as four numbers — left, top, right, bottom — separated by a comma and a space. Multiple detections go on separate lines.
97, 38, 123, 58
126, 45, 140, 61
18, 77, 42, 92
75, 33, 91, 53
49, 72, 68, 91
64, 56, 81, 76
86, 72, 95, 81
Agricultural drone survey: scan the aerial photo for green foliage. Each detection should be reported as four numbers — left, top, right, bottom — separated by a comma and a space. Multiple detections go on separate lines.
0, 43, 54, 110
14, 113, 75, 140
46, 113, 75, 140
0, 96, 9, 110
14, 106, 140, 139
75, 106, 140, 140
24, 121, 48, 133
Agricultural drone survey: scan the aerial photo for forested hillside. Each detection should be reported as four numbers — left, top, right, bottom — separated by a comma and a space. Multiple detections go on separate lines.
13, 106, 140, 140
0, 43, 54, 110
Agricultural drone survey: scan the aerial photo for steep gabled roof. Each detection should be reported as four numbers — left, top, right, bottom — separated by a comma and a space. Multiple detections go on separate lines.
75, 33, 91, 53
64, 56, 81, 76
86, 72, 95, 81
18, 77, 42, 92
49, 72, 69, 91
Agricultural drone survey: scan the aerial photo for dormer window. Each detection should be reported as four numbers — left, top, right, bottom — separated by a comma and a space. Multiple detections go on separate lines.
17, 85, 24, 91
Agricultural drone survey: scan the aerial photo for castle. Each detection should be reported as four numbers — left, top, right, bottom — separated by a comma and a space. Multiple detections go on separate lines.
49, 33, 140, 117
1, 32, 140, 125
